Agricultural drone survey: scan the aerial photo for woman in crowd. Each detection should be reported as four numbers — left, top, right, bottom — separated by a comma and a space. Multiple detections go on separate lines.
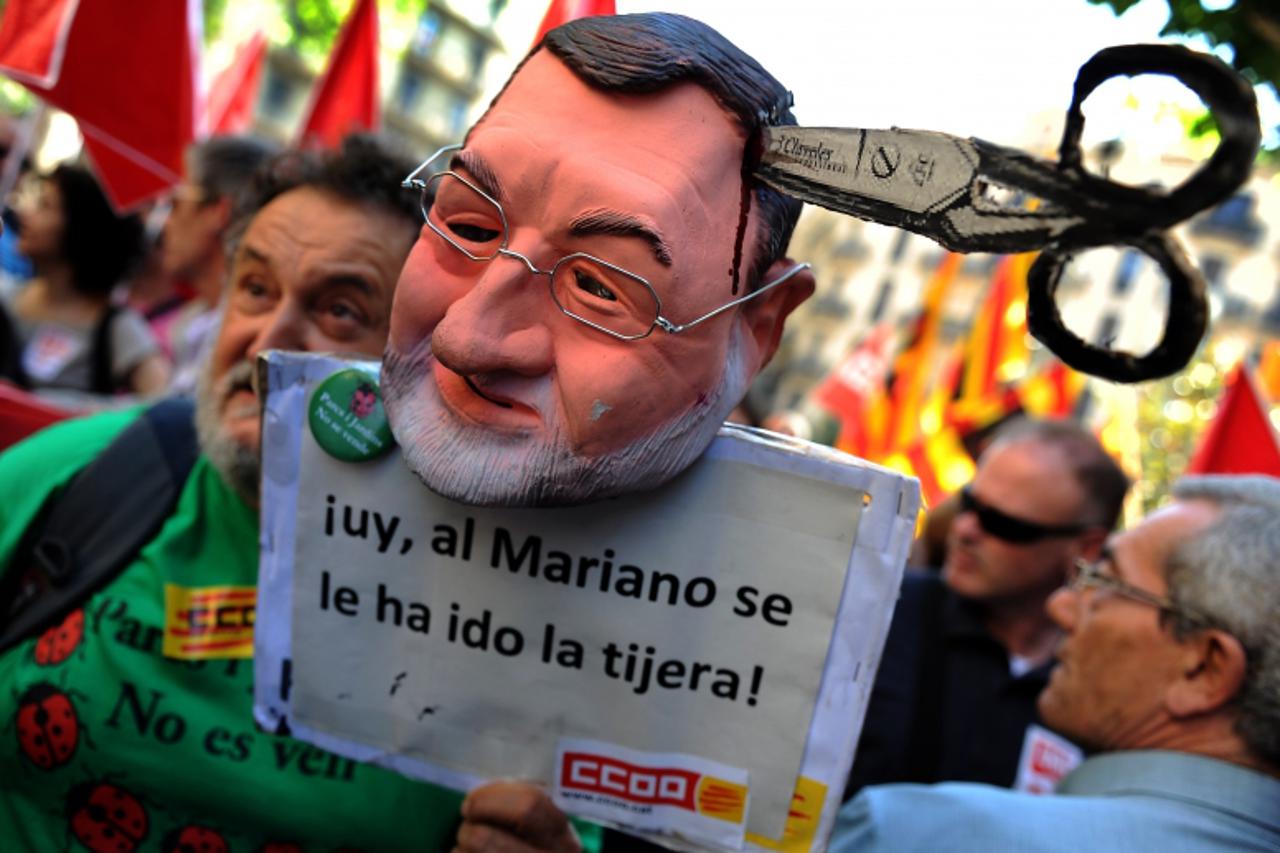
0, 163, 169, 397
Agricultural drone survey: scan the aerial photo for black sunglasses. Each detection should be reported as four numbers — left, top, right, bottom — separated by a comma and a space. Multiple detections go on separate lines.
958, 486, 1087, 544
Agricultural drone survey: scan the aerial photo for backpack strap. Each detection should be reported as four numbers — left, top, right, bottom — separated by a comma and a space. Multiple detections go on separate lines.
0, 300, 30, 389
0, 397, 198, 652
89, 303, 120, 395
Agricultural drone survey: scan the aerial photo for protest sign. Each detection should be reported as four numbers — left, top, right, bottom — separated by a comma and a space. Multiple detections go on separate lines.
255, 352, 919, 851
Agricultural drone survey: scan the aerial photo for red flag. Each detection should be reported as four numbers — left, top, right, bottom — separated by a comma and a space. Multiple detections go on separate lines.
206, 30, 267, 135
298, 0, 379, 149
814, 324, 895, 429
884, 252, 962, 452
0, 380, 73, 450
532, 0, 616, 47
1018, 359, 1085, 420
0, 0, 200, 211
1185, 365, 1280, 477
813, 324, 895, 459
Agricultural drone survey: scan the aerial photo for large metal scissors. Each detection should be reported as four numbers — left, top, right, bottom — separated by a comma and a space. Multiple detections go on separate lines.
754, 44, 1261, 382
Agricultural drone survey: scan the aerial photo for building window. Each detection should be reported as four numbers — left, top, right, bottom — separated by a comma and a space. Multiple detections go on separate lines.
447, 97, 469, 137
469, 39, 488, 78
412, 10, 444, 57
1094, 313, 1119, 347
1262, 281, 1280, 331
869, 277, 894, 322
263, 70, 291, 115
420, 87, 471, 141
1199, 254, 1225, 290
889, 230, 910, 263
395, 72, 422, 113
435, 24, 478, 81
1112, 249, 1140, 296
1193, 192, 1263, 245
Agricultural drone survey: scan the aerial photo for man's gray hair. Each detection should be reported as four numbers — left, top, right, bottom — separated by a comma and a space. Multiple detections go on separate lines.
1167, 475, 1280, 767
221, 133, 419, 270
186, 135, 280, 205
987, 417, 1130, 530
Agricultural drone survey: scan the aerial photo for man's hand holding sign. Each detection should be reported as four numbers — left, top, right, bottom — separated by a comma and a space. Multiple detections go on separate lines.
457, 783, 584, 853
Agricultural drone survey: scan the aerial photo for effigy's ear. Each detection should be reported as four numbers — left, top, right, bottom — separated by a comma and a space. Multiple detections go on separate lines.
740, 259, 815, 373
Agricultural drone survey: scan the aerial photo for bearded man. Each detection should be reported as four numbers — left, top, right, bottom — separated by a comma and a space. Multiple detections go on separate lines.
0, 137, 518, 851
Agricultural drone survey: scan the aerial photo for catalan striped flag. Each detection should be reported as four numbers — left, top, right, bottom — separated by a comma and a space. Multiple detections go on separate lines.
882, 252, 963, 455
947, 253, 1033, 435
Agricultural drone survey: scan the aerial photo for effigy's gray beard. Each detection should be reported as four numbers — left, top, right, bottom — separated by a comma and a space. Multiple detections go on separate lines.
381, 334, 748, 508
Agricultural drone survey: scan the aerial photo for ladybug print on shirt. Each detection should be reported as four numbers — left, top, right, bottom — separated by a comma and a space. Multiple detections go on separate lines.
67, 780, 149, 853
162, 823, 229, 853
15, 682, 79, 770
35, 608, 86, 666
350, 383, 378, 419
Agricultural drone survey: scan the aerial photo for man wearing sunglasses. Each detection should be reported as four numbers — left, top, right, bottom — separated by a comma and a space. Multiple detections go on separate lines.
832, 474, 1280, 851
846, 418, 1128, 796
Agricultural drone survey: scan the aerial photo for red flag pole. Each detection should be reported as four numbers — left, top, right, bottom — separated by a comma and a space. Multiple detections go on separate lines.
0, 103, 42, 202
206, 30, 267, 136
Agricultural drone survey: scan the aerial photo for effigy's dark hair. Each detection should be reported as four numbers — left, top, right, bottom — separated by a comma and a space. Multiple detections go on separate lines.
46, 164, 145, 297
224, 133, 420, 261
491, 12, 803, 291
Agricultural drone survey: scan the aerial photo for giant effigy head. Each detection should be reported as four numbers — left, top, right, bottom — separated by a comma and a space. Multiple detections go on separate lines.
382, 13, 815, 507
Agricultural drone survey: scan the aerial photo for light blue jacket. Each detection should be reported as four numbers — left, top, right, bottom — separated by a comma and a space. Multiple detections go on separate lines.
832, 750, 1280, 852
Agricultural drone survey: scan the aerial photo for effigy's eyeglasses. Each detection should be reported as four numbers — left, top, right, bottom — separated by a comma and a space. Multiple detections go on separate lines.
402, 144, 809, 341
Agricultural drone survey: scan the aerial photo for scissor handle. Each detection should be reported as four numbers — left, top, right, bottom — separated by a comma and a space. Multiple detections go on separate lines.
1056, 43, 1260, 234
1025, 43, 1257, 382
1026, 231, 1207, 383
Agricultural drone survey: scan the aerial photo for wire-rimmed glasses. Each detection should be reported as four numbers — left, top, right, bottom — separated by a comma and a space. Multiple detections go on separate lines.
1067, 557, 1211, 627
402, 144, 809, 341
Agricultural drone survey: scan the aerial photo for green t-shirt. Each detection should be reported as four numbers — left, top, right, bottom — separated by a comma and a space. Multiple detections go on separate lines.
0, 410, 600, 851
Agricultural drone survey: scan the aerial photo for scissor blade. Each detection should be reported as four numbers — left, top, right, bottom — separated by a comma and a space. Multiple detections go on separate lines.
757, 126, 979, 218
757, 126, 1089, 254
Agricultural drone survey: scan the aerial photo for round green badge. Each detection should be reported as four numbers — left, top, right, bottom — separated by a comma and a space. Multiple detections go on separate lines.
308, 368, 395, 462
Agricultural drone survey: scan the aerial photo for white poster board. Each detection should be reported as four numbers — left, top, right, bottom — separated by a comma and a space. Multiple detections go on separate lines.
255, 351, 918, 851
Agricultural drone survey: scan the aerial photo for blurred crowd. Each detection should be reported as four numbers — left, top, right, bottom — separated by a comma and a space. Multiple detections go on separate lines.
0, 114, 281, 412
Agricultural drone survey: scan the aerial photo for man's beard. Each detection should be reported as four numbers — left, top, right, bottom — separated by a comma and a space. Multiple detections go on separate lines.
382, 329, 751, 507
195, 354, 260, 504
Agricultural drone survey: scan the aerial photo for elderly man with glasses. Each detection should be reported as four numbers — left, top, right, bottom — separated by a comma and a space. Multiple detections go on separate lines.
160, 135, 279, 394
832, 474, 1280, 852
845, 417, 1129, 797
